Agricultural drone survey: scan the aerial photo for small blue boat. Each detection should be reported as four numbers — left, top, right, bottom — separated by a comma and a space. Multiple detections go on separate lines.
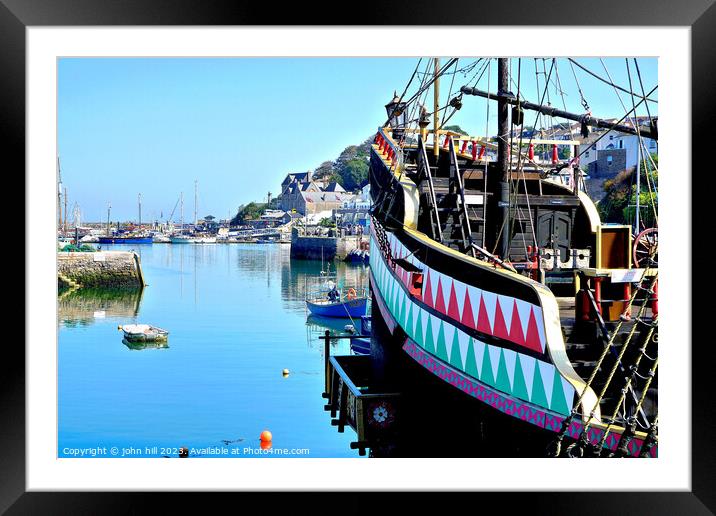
98, 236, 153, 244
306, 297, 367, 318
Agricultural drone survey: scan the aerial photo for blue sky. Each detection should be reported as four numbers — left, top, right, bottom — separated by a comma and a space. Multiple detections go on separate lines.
58, 57, 657, 223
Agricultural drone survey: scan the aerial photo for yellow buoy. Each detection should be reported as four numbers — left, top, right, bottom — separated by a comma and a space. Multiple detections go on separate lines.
117, 325, 123, 330
260, 430, 272, 442
282, 369, 290, 377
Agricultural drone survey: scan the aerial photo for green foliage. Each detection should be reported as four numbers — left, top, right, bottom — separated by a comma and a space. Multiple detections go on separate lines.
311, 137, 372, 192
598, 153, 658, 226
231, 202, 267, 225
318, 217, 336, 228
60, 243, 95, 252
443, 124, 469, 136
337, 158, 369, 191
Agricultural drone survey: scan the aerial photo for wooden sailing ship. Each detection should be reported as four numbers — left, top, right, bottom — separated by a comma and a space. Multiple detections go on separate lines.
366, 58, 658, 458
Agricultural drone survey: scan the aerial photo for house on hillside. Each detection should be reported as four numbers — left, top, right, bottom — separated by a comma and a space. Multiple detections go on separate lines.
585, 117, 657, 178
280, 171, 312, 196
277, 171, 353, 215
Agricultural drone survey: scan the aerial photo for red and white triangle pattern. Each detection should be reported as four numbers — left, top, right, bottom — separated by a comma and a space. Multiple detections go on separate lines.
386, 232, 546, 354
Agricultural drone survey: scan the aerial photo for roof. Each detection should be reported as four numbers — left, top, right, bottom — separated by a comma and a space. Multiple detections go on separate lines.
323, 182, 345, 192
301, 191, 351, 203
281, 172, 310, 185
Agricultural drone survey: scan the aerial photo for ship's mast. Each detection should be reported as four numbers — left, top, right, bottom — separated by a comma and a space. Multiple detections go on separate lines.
433, 58, 440, 158
497, 58, 511, 259
63, 186, 68, 235
180, 192, 184, 232
194, 180, 198, 227
460, 84, 658, 140
57, 157, 63, 231
106, 202, 111, 236
138, 193, 142, 228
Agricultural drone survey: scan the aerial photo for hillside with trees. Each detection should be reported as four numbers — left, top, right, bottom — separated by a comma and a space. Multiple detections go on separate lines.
231, 202, 267, 225
312, 138, 373, 191
597, 155, 658, 229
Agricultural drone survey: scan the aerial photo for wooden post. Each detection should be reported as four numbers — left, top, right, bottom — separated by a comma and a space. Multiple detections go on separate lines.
433, 57, 440, 158
497, 58, 510, 260
323, 329, 331, 396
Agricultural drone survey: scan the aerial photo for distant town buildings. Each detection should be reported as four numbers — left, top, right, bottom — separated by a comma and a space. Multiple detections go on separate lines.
278, 171, 353, 215
510, 116, 657, 179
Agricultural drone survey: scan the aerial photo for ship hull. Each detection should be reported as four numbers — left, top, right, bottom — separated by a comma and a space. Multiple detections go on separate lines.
369, 223, 656, 458
370, 125, 657, 456
98, 237, 152, 244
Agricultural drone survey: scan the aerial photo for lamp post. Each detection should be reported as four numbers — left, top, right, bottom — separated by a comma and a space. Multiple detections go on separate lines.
385, 91, 408, 141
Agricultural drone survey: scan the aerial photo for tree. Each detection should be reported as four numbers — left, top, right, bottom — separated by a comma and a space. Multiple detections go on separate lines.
622, 154, 658, 229
231, 202, 267, 225
336, 158, 369, 191
598, 153, 658, 227
314, 160, 335, 180
443, 124, 469, 136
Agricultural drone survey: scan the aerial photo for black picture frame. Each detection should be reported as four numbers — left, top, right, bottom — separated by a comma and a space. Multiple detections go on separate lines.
4, 0, 708, 513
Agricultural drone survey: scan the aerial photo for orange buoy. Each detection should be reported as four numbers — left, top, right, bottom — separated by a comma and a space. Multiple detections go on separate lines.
260, 430, 272, 442
260, 440, 273, 451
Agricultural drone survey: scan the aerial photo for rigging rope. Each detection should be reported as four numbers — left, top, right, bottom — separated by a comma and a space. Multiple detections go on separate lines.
548, 273, 658, 457
565, 274, 659, 457
568, 58, 657, 105
568, 58, 591, 112
594, 316, 659, 455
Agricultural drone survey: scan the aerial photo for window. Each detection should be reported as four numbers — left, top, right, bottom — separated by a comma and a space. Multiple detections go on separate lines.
585, 151, 590, 158
609, 135, 614, 140
607, 156, 613, 166
619, 140, 623, 149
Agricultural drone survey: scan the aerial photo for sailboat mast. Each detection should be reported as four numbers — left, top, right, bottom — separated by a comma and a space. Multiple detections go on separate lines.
433, 58, 440, 158
180, 192, 184, 232
138, 193, 142, 227
63, 187, 68, 235
194, 180, 198, 226
106, 202, 111, 236
57, 157, 63, 231
497, 58, 511, 259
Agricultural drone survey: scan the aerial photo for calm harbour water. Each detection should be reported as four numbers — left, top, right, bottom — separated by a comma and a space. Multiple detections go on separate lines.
58, 243, 370, 458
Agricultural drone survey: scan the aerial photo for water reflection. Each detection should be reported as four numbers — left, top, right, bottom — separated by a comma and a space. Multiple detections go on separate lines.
58, 243, 364, 458
58, 287, 144, 327
122, 337, 169, 351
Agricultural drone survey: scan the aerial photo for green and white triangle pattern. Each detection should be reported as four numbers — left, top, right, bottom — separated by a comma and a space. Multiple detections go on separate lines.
371, 237, 574, 416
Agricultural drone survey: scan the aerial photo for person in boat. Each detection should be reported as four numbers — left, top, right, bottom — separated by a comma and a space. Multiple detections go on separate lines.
327, 284, 339, 302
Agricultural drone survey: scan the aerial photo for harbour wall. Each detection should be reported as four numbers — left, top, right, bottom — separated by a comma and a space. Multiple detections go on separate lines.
290, 229, 364, 260
58, 251, 145, 289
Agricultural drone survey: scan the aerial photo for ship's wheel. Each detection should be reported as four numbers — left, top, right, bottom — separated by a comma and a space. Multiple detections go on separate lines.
633, 227, 658, 267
